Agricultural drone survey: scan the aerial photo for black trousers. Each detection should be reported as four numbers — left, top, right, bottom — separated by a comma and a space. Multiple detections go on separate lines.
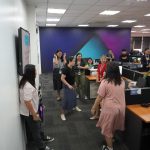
21, 115, 45, 149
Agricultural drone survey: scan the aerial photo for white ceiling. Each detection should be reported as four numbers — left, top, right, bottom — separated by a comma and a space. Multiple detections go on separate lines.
25, 0, 150, 35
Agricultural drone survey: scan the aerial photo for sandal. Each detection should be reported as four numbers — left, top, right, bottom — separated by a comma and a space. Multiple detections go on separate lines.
56, 97, 61, 101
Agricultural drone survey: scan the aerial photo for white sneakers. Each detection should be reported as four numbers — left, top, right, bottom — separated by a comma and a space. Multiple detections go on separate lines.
84, 96, 88, 100
76, 95, 88, 100
60, 114, 66, 121
76, 94, 79, 98
61, 106, 82, 121
75, 106, 82, 112
89, 115, 99, 120
45, 146, 54, 150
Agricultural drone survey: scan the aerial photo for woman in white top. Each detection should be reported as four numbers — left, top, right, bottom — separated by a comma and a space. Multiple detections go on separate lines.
19, 64, 50, 150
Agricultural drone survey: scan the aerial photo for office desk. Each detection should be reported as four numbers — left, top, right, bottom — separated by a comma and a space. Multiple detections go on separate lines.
85, 75, 99, 99
85, 76, 134, 100
86, 75, 96, 81
122, 77, 133, 82
140, 72, 150, 76
125, 105, 150, 150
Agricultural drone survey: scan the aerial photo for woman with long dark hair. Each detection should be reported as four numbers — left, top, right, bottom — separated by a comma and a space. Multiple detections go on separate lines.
19, 64, 50, 150
53, 49, 66, 101
91, 62, 126, 150
60, 56, 81, 121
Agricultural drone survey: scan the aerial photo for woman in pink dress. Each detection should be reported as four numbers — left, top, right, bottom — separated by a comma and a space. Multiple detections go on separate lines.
91, 62, 126, 150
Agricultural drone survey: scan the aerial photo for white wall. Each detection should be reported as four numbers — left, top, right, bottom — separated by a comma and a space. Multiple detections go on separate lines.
37, 26, 42, 74
26, 5, 41, 86
0, 0, 27, 150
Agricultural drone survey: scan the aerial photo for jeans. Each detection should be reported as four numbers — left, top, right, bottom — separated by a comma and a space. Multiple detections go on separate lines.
21, 115, 45, 149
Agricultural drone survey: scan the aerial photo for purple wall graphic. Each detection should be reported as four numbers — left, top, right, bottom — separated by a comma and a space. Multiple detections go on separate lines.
39, 27, 131, 73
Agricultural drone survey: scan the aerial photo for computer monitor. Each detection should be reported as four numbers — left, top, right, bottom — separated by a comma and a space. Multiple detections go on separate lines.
133, 72, 143, 81
125, 88, 150, 105
122, 68, 135, 80
94, 59, 100, 64
18, 27, 30, 75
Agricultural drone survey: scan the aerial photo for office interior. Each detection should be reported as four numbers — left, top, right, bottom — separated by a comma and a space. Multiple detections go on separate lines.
0, 0, 150, 150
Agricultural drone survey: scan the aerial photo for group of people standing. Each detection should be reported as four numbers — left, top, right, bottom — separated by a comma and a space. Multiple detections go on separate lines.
119, 48, 150, 71
52, 49, 126, 150
18, 47, 150, 150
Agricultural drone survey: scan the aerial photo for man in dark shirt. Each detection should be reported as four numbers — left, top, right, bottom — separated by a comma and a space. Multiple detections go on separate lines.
119, 49, 129, 63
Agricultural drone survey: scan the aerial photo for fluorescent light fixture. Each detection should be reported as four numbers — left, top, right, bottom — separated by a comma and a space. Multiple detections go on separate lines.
46, 24, 56, 26
107, 25, 118, 27
134, 49, 142, 52
137, 0, 147, 1
131, 31, 137, 32
47, 8, 66, 14
144, 13, 150, 16
47, 18, 60, 22
134, 25, 145, 28
78, 24, 89, 27
141, 29, 150, 31
122, 20, 136, 23
142, 31, 150, 33
99, 10, 120, 15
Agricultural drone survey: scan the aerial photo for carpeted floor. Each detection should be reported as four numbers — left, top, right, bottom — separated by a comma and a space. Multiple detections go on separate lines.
27, 73, 128, 150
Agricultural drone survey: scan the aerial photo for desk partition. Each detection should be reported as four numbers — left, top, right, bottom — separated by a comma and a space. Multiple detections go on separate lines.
122, 67, 144, 81
122, 67, 150, 87
122, 67, 136, 80
125, 88, 150, 105
85, 75, 99, 99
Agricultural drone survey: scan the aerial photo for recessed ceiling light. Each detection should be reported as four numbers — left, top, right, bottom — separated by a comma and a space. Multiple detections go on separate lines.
99, 10, 120, 15
78, 24, 89, 27
134, 25, 146, 28
144, 13, 150, 16
47, 8, 66, 14
122, 20, 137, 23
46, 24, 56, 26
47, 18, 60, 22
107, 25, 119, 27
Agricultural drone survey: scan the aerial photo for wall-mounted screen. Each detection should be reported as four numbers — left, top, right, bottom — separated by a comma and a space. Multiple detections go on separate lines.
18, 27, 30, 75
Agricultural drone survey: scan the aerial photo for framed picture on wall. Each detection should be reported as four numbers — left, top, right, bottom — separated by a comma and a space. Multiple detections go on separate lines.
18, 27, 30, 75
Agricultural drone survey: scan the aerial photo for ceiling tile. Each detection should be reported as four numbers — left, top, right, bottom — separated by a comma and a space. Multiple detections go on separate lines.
72, 0, 98, 5
24, 0, 150, 29
47, 3, 70, 9
48, 0, 73, 4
